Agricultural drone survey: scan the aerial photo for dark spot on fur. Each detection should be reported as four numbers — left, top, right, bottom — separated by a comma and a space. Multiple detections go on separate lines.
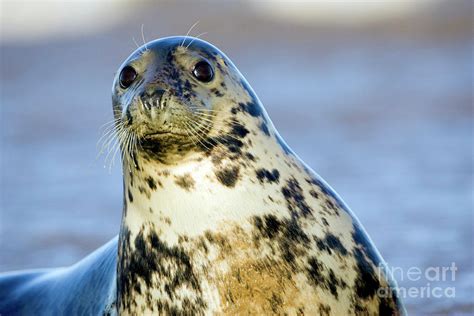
319, 304, 331, 316
352, 225, 381, 265
306, 257, 344, 299
238, 101, 262, 118
307, 256, 324, 287
202, 134, 244, 155
281, 217, 310, 265
379, 296, 396, 315
215, 166, 240, 187
184, 80, 192, 91
125, 108, 133, 126
258, 214, 281, 239
118, 225, 206, 313
315, 233, 348, 256
309, 189, 319, 199
245, 152, 256, 161
269, 292, 283, 313
231, 122, 249, 138
145, 177, 157, 190
128, 189, 134, 203
281, 178, 312, 217
252, 214, 309, 267
256, 168, 280, 184
260, 121, 270, 136
353, 248, 380, 299
211, 88, 224, 97
174, 174, 195, 191
306, 176, 345, 211
138, 186, 148, 197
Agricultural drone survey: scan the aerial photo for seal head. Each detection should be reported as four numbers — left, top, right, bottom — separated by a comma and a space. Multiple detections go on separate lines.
112, 37, 255, 164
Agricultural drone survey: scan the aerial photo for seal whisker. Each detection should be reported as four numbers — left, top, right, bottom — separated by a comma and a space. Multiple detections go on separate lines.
128, 131, 137, 165
105, 128, 123, 163
99, 118, 121, 130
141, 24, 148, 51
183, 120, 210, 150
184, 119, 213, 150
187, 120, 226, 150
181, 20, 200, 47
132, 37, 141, 51
111, 128, 130, 170
96, 124, 126, 162
105, 128, 127, 171
123, 131, 134, 171
131, 131, 140, 166
192, 108, 225, 113
193, 110, 244, 130
189, 115, 246, 148
185, 114, 213, 134
119, 132, 129, 169
185, 32, 208, 49
101, 125, 125, 152
191, 112, 242, 138
97, 123, 122, 147
104, 137, 119, 170
181, 120, 198, 149
192, 109, 243, 123
97, 127, 117, 149
183, 122, 203, 149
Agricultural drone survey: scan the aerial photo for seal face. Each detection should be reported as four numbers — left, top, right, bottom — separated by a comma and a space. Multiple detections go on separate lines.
112, 36, 405, 315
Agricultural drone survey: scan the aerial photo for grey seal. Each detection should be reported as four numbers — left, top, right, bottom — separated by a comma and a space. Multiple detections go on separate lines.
0, 36, 405, 315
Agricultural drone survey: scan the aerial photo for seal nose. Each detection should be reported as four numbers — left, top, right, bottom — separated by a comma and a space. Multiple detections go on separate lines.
141, 87, 165, 111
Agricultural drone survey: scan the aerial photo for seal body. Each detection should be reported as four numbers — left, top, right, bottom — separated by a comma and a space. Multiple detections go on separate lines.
0, 36, 405, 315
0, 237, 117, 315
112, 37, 405, 315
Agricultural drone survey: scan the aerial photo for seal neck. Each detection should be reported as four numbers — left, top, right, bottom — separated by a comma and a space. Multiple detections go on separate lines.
118, 95, 295, 244
120, 136, 292, 244
116, 98, 298, 312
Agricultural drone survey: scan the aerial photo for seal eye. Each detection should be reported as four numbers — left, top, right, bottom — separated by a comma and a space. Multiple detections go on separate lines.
119, 65, 137, 89
192, 60, 214, 83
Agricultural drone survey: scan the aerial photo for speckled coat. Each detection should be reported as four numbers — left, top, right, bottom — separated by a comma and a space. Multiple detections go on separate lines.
114, 37, 405, 315
0, 37, 405, 316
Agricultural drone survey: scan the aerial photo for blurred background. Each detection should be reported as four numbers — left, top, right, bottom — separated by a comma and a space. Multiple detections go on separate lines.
0, 0, 472, 314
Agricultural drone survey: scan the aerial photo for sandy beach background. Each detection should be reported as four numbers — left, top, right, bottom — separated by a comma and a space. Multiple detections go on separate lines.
1, 1, 472, 314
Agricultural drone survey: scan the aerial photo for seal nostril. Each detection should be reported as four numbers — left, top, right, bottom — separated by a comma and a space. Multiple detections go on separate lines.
141, 89, 166, 111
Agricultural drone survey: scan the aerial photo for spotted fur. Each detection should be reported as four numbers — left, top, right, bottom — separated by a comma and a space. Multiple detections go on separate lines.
113, 37, 405, 315
0, 36, 405, 316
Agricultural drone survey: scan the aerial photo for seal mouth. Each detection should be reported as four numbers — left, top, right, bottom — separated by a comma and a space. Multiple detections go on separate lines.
142, 130, 189, 139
